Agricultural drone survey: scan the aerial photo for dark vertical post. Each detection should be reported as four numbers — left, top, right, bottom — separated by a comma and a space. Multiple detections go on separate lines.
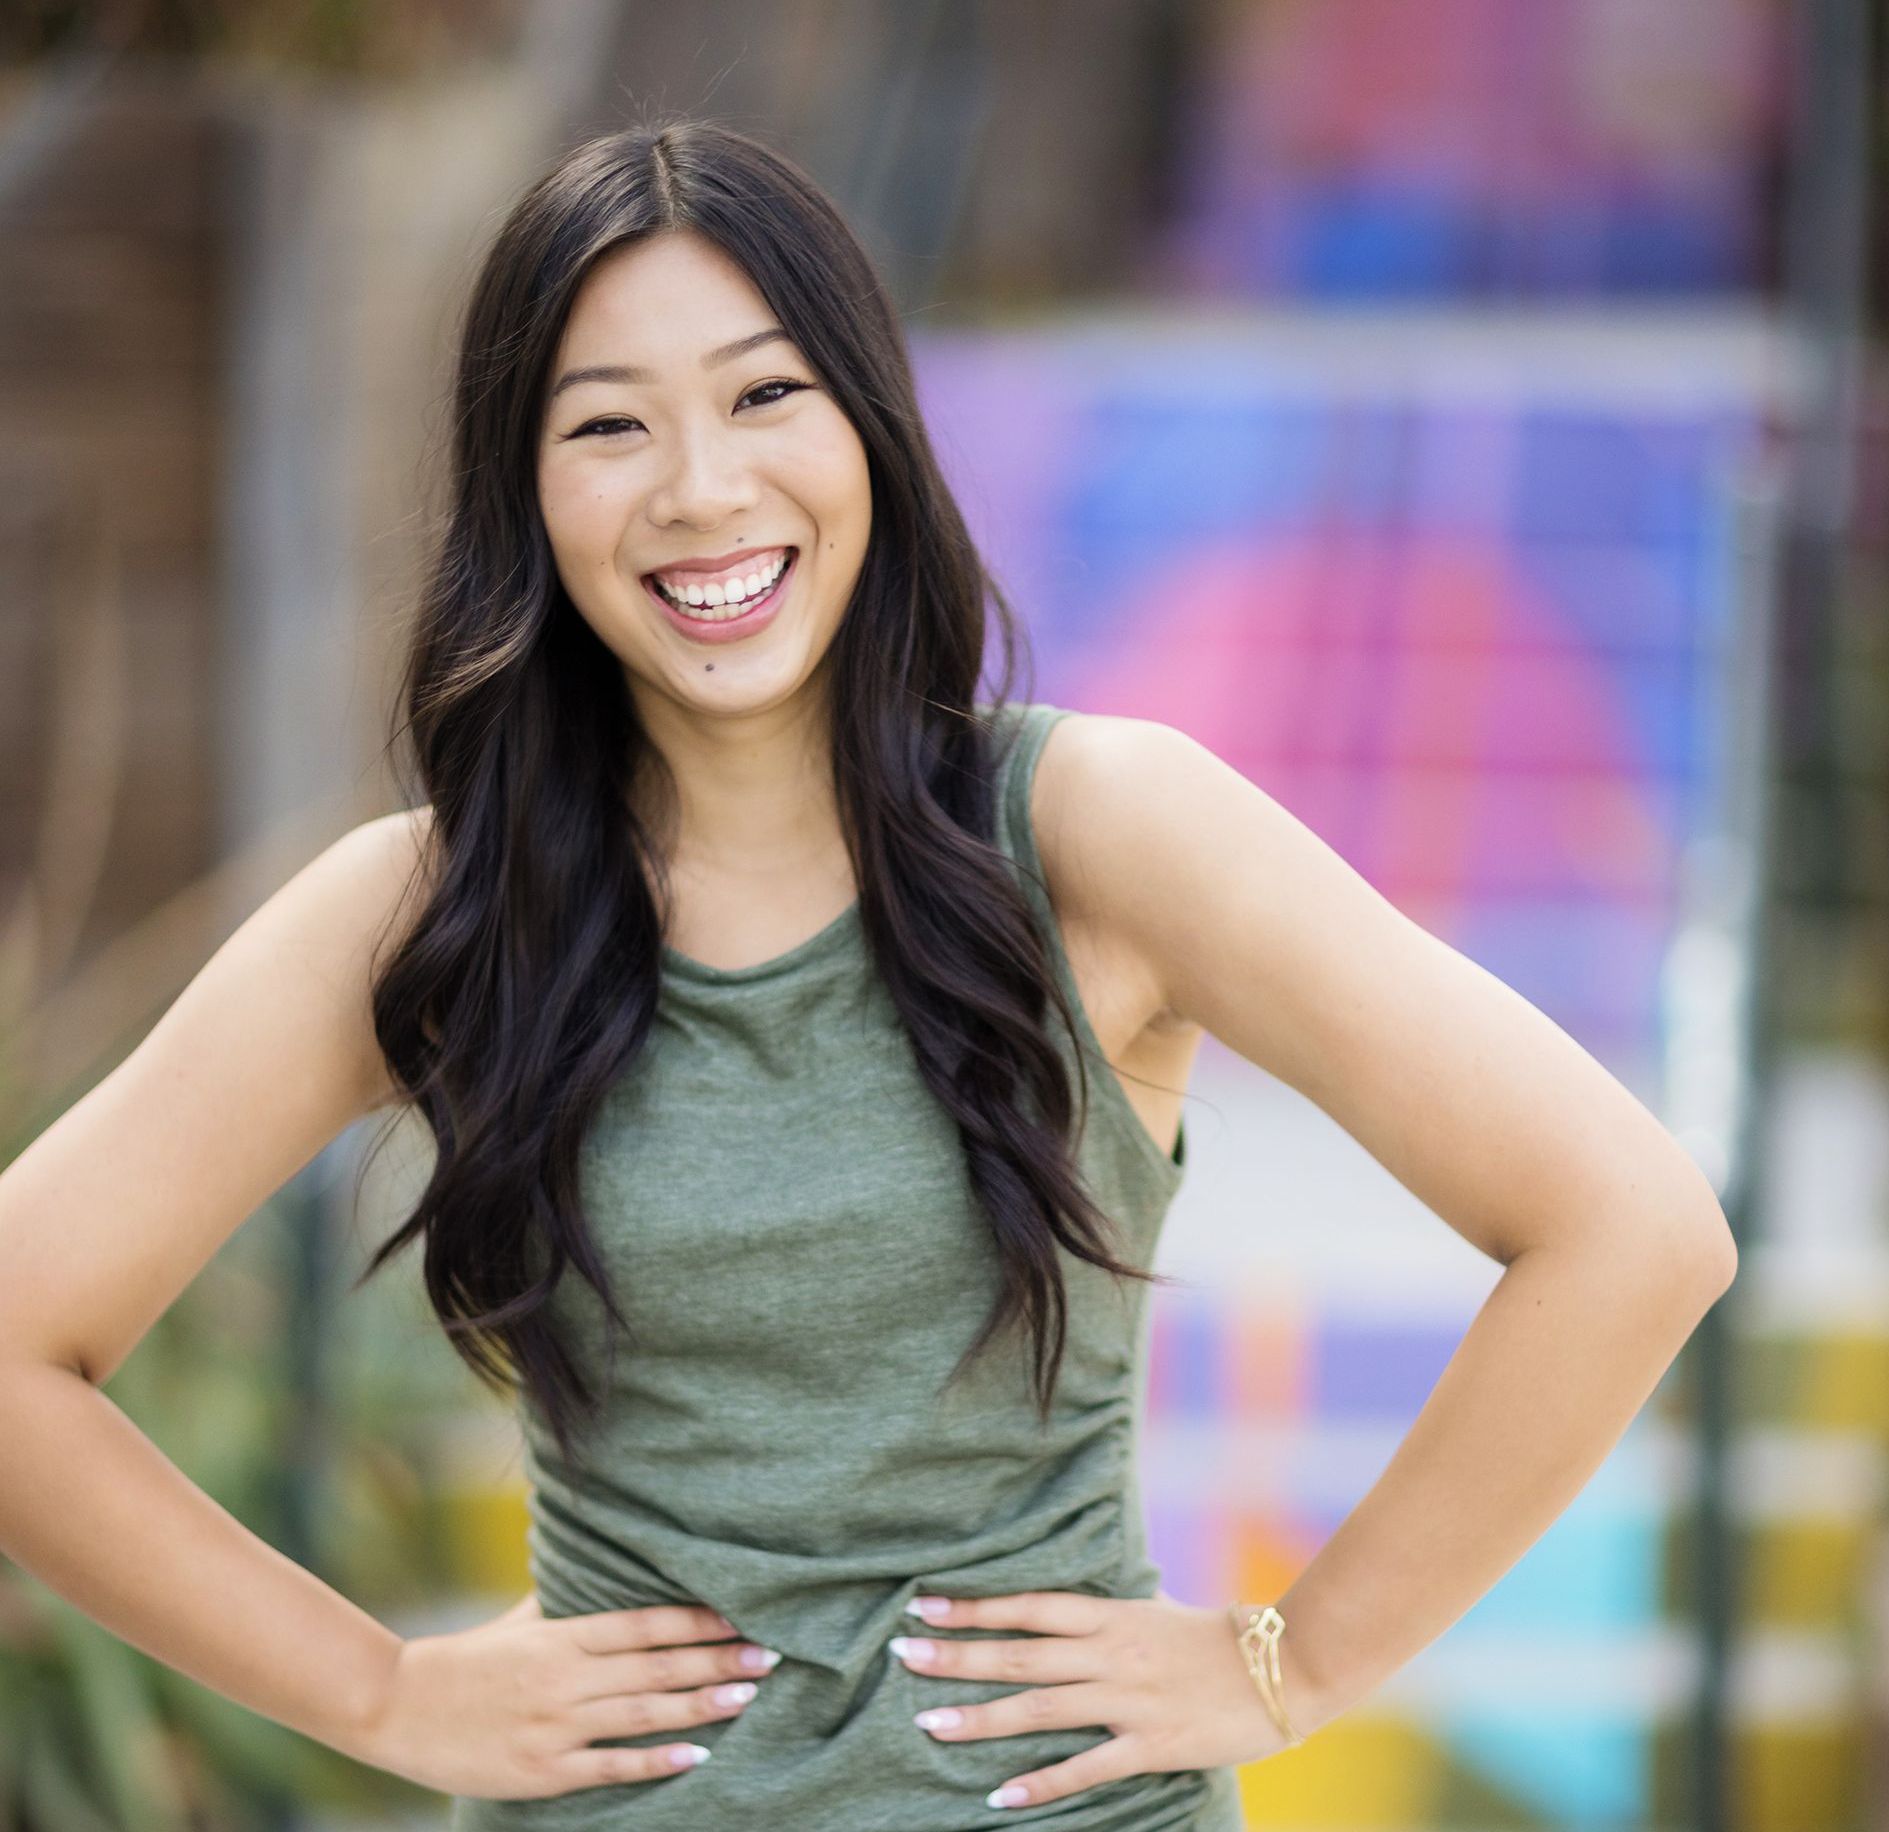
1685, 0, 1875, 1825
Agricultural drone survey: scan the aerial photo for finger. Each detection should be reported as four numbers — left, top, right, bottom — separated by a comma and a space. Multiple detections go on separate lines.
560, 1603, 741, 1656
979, 1732, 1143, 1811
913, 1679, 1110, 1743
914, 1590, 1108, 1638
568, 1674, 760, 1739
571, 1639, 780, 1703
551, 1740, 713, 1791
890, 1631, 1094, 1686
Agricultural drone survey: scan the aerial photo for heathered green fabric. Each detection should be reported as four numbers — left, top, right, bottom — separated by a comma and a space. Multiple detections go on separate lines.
451, 701, 1244, 1830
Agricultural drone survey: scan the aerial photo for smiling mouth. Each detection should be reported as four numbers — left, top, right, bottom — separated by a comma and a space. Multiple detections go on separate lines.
642, 547, 797, 621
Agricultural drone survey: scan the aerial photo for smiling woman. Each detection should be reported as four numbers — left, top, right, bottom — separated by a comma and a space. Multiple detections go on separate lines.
0, 98, 1737, 1832
536, 238, 871, 683
345, 116, 1249, 1828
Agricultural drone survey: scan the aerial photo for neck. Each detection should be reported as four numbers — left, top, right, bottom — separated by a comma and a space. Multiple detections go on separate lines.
627, 684, 849, 893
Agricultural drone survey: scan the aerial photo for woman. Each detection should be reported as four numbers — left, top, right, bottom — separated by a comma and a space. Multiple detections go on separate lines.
0, 118, 1737, 1830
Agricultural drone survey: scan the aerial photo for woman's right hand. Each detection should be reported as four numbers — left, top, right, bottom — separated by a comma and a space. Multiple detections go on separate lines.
360, 1593, 780, 1799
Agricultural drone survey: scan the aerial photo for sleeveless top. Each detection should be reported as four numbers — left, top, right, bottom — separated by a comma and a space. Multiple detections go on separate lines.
450, 701, 1245, 1831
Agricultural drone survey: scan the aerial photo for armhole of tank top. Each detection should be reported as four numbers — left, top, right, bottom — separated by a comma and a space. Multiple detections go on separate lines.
997, 702, 1186, 1188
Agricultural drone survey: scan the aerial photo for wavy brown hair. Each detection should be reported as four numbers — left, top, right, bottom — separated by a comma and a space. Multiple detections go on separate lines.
355, 115, 1169, 1469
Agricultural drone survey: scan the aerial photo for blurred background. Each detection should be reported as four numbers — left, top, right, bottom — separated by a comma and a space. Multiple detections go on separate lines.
0, 1, 1882, 1828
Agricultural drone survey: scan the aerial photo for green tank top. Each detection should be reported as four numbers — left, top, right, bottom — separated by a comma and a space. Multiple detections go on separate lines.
450, 701, 1244, 1831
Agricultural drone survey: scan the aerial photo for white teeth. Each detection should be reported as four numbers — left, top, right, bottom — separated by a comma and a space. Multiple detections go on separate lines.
653, 550, 790, 618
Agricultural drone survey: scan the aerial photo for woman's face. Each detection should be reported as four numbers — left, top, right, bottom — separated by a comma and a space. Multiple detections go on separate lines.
537, 229, 873, 719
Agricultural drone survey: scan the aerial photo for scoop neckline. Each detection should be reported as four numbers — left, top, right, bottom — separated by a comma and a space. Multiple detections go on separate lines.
659, 898, 863, 985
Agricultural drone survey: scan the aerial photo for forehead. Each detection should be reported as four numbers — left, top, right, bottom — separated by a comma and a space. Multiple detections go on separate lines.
556, 232, 772, 361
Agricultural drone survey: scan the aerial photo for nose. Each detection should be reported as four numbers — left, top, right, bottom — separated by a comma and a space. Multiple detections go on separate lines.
646, 419, 762, 529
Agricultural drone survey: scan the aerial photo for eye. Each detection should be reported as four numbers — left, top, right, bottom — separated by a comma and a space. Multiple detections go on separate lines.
569, 414, 642, 439
740, 378, 810, 410
565, 379, 810, 441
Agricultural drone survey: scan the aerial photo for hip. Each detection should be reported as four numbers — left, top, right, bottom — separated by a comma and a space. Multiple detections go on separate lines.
451, 1749, 1242, 1831
450, 1616, 1243, 1829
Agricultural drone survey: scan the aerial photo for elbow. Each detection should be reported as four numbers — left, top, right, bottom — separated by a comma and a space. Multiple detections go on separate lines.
1609, 1189, 1739, 1316
1672, 1190, 1739, 1307
1699, 1222, 1739, 1301
1652, 1152, 1739, 1304
0, 1339, 103, 1389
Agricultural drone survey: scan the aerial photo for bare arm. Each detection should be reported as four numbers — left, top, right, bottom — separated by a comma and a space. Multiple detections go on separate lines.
1034, 715, 1738, 1735
0, 808, 433, 1763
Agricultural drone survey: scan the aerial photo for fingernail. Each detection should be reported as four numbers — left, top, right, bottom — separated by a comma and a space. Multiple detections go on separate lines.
714, 1681, 757, 1706
888, 1636, 935, 1663
914, 1707, 963, 1731
671, 1743, 711, 1768
906, 1595, 952, 1621
741, 1646, 783, 1671
987, 1782, 1028, 1807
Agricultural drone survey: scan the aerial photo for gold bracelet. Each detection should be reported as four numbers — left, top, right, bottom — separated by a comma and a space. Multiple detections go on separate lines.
1227, 1602, 1307, 1749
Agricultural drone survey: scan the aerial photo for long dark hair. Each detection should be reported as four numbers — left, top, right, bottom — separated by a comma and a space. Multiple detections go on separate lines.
356, 115, 1167, 1469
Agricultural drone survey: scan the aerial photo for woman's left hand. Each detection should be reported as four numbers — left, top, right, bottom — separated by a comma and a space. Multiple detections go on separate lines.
888, 1588, 1304, 1810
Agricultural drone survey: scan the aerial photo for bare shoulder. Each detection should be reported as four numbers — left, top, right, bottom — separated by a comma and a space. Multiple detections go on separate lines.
1027, 710, 1210, 1038
0, 802, 441, 1386
1028, 706, 1341, 1064
1028, 709, 1213, 947
336, 800, 436, 888
157, 800, 440, 1120
1030, 710, 1735, 1282
130, 798, 440, 1126
1029, 704, 1426, 1080
305, 803, 438, 1107
324, 802, 438, 949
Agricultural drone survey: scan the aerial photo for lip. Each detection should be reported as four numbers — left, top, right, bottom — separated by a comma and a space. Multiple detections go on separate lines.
643, 547, 798, 646
644, 543, 790, 583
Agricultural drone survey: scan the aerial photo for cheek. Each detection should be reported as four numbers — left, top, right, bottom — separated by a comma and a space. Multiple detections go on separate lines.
791, 415, 872, 536
538, 459, 634, 556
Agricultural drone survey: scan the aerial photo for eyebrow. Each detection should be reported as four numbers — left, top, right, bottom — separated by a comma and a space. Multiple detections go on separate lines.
549, 326, 794, 401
